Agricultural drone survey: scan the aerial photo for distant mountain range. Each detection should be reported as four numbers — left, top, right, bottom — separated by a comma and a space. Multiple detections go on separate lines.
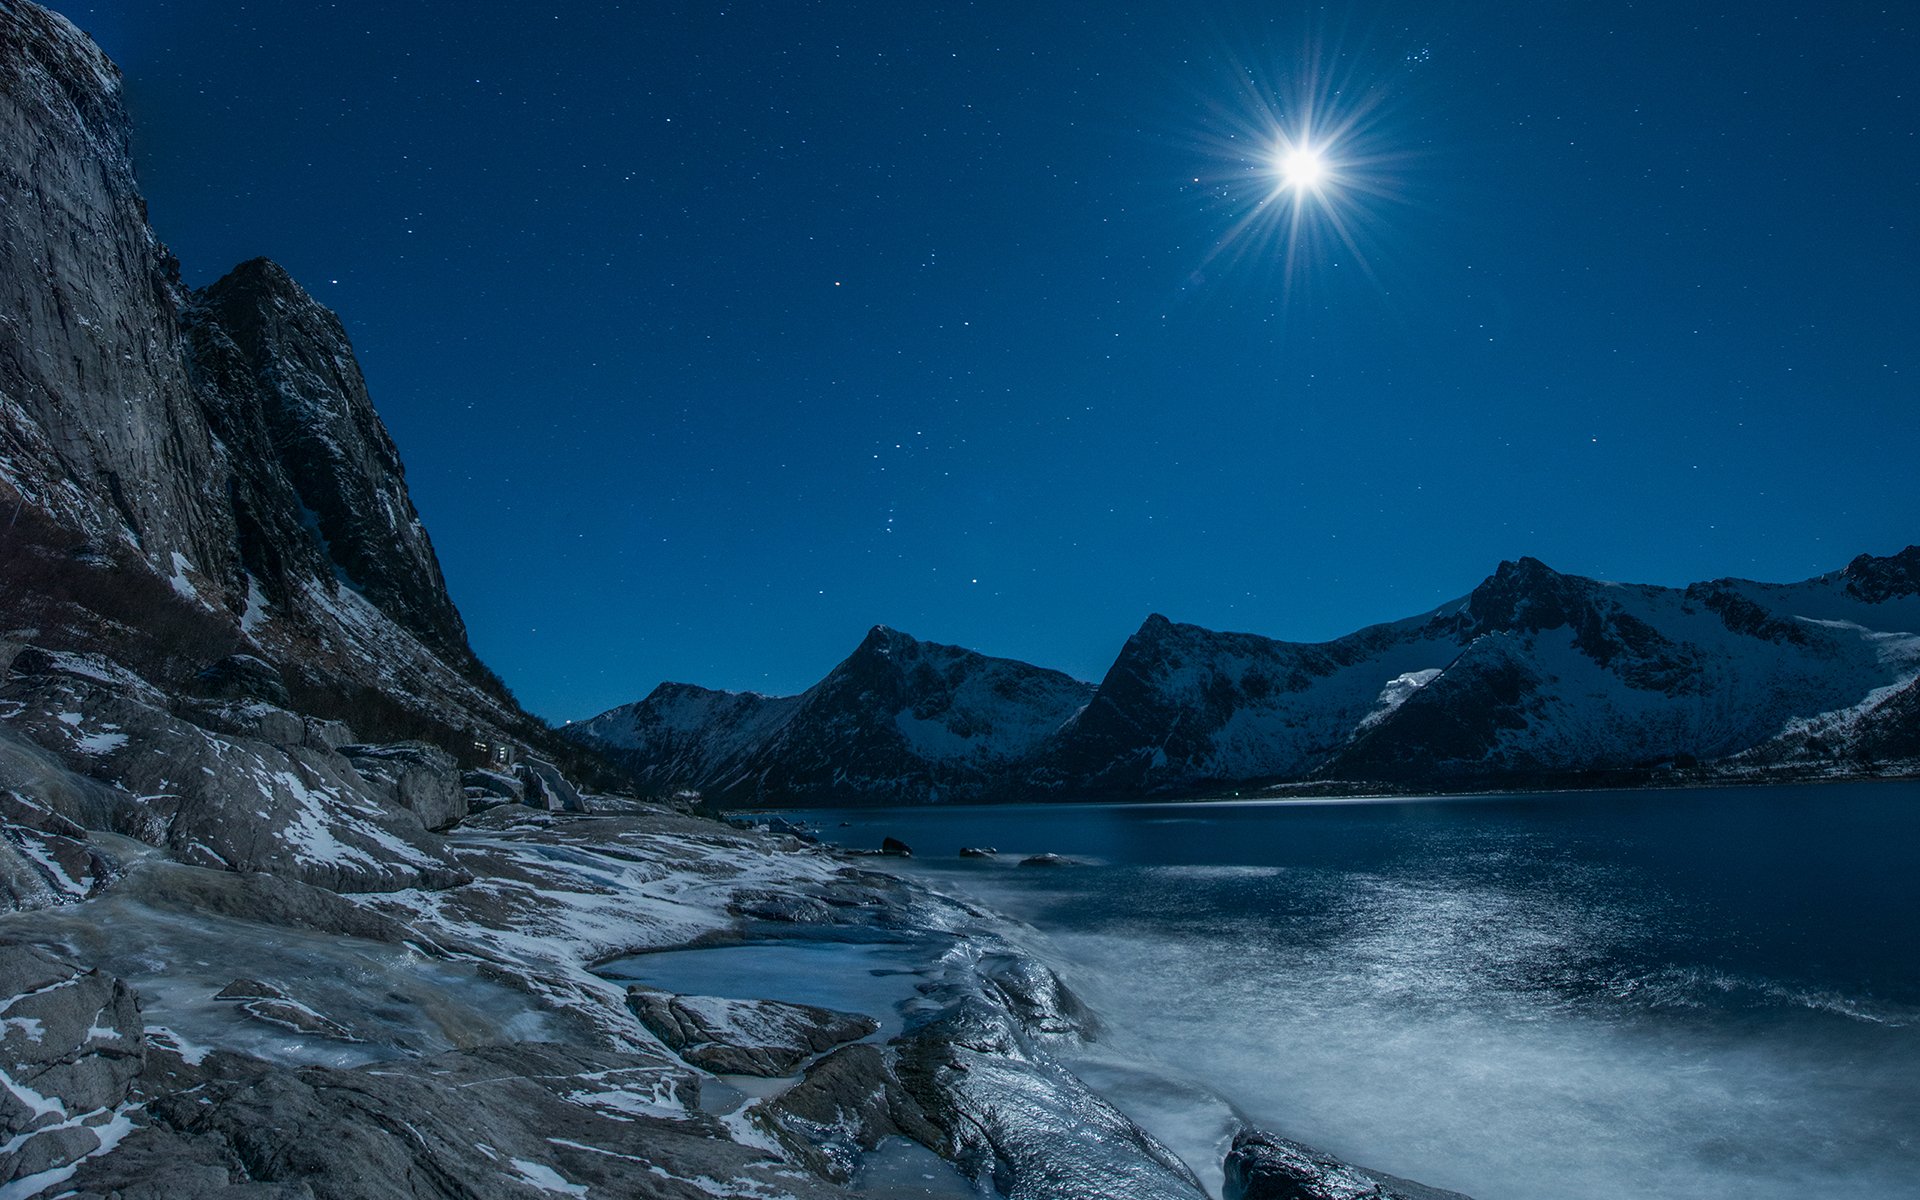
568, 549, 1920, 805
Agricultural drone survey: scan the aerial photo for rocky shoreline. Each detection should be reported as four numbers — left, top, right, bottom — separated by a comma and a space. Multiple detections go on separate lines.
0, 641, 1462, 1198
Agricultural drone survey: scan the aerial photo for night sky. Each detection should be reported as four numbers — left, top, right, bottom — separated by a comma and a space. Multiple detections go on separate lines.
64, 1, 1919, 720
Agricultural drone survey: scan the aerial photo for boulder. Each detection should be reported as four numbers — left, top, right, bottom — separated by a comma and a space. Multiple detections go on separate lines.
625, 986, 877, 1076
461, 768, 524, 808
763, 1043, 943, 1182
342, 743, 466, 830
1019, 852, 1072, 867
1224, 1129, 1476, 1200
881, 836, 913, 857
518, 757, 585, 813
959, 846, 997, 858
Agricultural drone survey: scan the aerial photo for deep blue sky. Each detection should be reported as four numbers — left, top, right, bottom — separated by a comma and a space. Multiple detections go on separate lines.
63, 1, 1918, 719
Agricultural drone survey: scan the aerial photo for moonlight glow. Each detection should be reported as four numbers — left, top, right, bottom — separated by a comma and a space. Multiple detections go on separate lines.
1276, 144, 1330, 192
1191, 39, 1421, 296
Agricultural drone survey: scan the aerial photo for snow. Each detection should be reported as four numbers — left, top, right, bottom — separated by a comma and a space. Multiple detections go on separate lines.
167, 551, 199, 602
240, 574, 272, 634
144, 1025, 211, 1065
0, 1018, 45, 1043
1358, 668, 1446, 732
72, 730, 127, 755
509, 1158, 589, 1197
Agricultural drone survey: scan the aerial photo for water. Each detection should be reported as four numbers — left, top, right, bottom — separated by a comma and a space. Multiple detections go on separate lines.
784, 783, 1920, 1200
599, 939, 931, 1037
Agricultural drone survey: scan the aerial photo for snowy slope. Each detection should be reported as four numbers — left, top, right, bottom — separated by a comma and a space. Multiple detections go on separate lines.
571, 626, 1096, 804
580, 550, 1920, 804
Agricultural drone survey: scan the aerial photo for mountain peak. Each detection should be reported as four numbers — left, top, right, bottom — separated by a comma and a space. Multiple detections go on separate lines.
1465, 556, 1586, 633
855, 624, 918, 657
1134, 613, 1177, 638
1842, 546, 1920, 604
1496, 556, 1563, 582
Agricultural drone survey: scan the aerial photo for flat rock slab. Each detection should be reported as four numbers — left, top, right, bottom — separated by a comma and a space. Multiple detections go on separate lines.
626, 985, 878, 1076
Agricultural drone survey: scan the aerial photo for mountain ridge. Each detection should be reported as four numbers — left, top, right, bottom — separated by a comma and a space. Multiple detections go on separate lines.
572, 548, 1920, 804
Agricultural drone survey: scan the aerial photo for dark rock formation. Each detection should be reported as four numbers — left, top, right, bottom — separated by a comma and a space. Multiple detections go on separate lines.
1, 665, 469, 893
69, 1043, 851, 1200
186, 259, 469, 658
626, 986, 878, 1076
1224, 1129, 1475, 1200
0, 2, 233, 584
762, 1043, 943, 1182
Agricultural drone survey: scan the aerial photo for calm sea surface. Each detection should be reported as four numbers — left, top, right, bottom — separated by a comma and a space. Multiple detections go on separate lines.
783, 783, 1920, 1200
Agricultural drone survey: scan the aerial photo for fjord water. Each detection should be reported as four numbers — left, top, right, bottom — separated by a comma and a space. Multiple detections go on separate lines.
792, 783, 1920, 1200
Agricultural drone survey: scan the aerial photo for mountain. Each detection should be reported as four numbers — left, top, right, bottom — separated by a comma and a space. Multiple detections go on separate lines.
1, 2, 524, 745
576, 552, 1920, 804
570, 625, 1097, 805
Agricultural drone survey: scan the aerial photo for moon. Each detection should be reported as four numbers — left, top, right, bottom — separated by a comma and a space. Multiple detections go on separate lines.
1276, 144, 1330, 192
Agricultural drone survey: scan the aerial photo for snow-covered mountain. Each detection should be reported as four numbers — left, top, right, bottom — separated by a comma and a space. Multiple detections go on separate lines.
578, 550, 1920, 804
571, 625, 1097, 805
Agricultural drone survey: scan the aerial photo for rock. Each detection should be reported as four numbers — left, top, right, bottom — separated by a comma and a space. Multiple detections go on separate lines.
2, 671, 470, 893
626, 985, 878, 1077
1224, 1129, 1476, 1200
518, 756, 585, 813
762, 1043, 943, 1182
0, 943, 144, 1190
213, 978, 288, 1001
115, 860, 431, 948
1019, 852, 1072, 867
981, 954, 1096, 1038
0, 0, 235, 582
461, 768, 524, 808
236, 998, 361, 1042
67, 1042, 849, 1200
881, 836, 913, 857
958, 846, 997, 858
342, 742, 466, 830
0, 790, 115, 910
193, 655, 293, 707
728, 890, 836, 924
893, 995, 1205, 1199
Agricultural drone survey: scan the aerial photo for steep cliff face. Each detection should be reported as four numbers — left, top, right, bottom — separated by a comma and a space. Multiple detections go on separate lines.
0, 3, 516, 741
187, 259, 469, 658
0, 1, 234, 594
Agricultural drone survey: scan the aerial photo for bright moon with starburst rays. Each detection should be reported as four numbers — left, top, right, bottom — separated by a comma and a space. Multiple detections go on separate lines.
1274, 142, 1331, 193
1188, 38, 1421, 298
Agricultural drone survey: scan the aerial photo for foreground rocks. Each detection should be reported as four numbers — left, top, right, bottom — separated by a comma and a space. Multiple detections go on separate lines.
0, 943, 143, 1194
625, 986, 878, 1076
1225, 1130, 1475, 1200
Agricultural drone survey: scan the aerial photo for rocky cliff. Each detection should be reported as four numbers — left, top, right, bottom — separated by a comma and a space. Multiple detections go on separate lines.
1, 1, 517, 745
